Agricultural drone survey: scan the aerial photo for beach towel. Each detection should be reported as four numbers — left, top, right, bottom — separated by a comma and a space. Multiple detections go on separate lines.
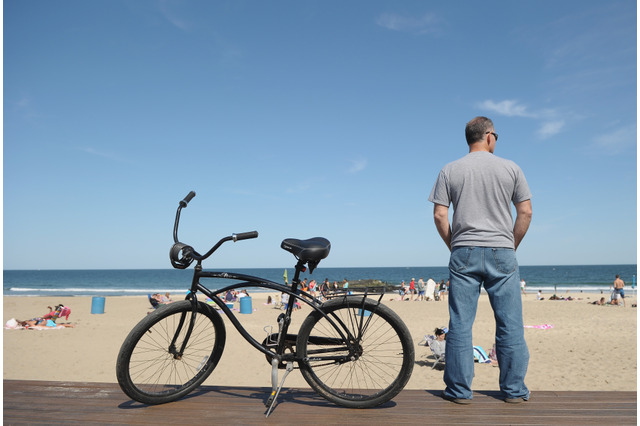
4, 318, 67, 330
524, 324, 554, 329
26, 325, 67, 330
473, 346, 492, 363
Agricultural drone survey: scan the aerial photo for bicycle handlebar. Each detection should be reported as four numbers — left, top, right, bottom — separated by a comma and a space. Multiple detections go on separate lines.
170, 191, 259, 269
234, 231, 259, 241
180, 191, 196, 207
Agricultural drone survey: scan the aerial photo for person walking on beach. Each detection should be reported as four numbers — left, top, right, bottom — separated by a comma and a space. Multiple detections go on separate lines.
417, 278, 426, 301
520, 279, 526, 295
429, 116, 533, 404
613, 274, 625, 307
409, 278, 416, 301
438, 280, 447, 302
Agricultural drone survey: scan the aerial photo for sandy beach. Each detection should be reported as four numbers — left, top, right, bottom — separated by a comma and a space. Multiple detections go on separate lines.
3, 292, 637, 393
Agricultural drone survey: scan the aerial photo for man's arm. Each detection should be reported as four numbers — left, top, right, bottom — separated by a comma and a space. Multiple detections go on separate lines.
513, 199, 532, 250
433, 204, 452, 251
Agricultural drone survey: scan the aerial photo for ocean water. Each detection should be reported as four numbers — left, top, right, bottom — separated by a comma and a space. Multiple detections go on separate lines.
3, 264, 637, 297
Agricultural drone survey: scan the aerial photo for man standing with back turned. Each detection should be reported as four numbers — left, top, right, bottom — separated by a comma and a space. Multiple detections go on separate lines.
429, 116, 533, 404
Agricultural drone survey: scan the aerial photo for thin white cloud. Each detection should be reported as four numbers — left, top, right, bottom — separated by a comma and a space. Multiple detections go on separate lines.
78, 147, 134, 164
16, 96, 31, 109
538, 120, 565, 139
375, 12, 441, 35
158, 0, 191, 31
348, 158, 367, 174
592, 124, 636, 154
478, 99, 571, 139
477, 100, 535, 118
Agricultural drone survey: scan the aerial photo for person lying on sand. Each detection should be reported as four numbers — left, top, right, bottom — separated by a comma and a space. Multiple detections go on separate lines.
7, 318, 75, 329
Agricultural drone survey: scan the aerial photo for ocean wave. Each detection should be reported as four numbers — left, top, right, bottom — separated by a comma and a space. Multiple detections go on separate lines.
9, 287, 190, 294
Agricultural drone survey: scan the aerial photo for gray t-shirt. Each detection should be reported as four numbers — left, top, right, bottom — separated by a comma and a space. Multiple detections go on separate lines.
429, 151, 531, 249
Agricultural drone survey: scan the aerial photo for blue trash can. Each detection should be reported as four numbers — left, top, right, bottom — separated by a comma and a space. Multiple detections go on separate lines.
240, 297, 252, 314
91, 296, 105, 314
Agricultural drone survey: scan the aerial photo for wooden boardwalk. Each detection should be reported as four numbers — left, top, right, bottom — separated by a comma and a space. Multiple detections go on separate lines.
3, 380, 636, 425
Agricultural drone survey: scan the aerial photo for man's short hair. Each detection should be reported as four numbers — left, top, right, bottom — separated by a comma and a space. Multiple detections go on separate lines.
465, 116, 494, 144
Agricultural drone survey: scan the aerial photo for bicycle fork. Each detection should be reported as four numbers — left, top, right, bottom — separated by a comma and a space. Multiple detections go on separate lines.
168, 294, 199, 359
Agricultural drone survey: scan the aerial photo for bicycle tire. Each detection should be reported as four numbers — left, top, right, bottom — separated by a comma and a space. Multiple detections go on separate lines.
296, 296, 414, 408
116, 300, 226, 404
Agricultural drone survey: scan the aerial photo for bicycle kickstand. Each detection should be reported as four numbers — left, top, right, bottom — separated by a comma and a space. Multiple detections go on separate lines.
265, 357, 294, 417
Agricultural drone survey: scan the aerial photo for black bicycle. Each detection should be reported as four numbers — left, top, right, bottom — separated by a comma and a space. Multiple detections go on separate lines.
116, 192, 414, 415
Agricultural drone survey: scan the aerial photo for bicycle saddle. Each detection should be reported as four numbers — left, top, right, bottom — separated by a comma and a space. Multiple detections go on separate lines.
281, 237, 331, 273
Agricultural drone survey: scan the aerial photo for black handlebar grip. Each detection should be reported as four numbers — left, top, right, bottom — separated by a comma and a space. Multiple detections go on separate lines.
234, 231, 259, 241
180, 191, 196, 207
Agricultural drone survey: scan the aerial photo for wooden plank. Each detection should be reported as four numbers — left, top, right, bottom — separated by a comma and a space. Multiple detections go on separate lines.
3, 380, 637, 425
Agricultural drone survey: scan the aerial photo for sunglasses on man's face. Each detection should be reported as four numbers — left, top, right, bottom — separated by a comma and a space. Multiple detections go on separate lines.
485, 132, 499, 141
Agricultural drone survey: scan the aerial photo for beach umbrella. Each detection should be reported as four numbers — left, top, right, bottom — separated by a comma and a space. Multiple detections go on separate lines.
283, 269, 288, 284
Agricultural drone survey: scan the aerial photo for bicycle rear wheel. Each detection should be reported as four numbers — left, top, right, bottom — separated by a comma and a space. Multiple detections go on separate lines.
296, 296, 414, 408
116, 300, 226, 404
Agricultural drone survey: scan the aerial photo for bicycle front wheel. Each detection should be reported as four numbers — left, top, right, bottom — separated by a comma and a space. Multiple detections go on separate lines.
296, 296, 414, 408
116, 300, 226, 404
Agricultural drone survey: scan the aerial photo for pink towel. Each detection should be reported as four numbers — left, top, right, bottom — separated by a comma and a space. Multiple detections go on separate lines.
524, 324, 554, 329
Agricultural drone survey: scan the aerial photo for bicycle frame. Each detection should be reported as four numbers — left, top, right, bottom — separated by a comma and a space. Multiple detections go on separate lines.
180, 260, 379, 366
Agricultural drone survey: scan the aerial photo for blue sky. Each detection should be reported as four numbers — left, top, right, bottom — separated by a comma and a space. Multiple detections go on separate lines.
3, 0, 637, 270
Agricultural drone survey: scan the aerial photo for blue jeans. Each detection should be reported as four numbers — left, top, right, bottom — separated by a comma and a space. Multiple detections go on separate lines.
443, 247, 529, 400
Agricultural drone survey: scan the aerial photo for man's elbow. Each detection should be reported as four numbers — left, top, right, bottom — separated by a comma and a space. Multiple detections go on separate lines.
516, 201, 533, 221
433, 203, 447, 217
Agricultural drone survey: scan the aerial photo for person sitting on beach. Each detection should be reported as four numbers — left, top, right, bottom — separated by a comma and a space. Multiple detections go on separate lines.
42, 304, 63, 320
160, 292, 173, 303
537, 290, 544, 301
429, 327, 447, 359
150, 293, 172, 307
224, 290, 236, 303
